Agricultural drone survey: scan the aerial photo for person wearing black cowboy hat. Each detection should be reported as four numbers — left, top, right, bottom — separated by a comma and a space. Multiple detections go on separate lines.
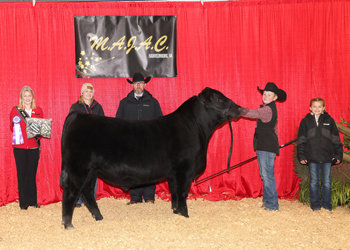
116, 72, 163, 205
241, 82, 287, 211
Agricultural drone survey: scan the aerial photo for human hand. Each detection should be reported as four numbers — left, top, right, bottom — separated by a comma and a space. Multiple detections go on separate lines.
241, 108, 249, 116
332, 158, 340, 165
300, 160, 307, 165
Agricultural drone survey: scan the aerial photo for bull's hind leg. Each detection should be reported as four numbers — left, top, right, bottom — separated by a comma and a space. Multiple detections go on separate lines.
62, 179, 80, 229
80, 177, 103, 221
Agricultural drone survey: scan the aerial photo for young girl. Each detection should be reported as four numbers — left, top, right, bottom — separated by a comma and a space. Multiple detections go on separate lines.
297, 98, 343, 211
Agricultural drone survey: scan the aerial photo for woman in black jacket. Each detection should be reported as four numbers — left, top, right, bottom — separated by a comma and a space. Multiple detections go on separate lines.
69, 83, 105, 207
69, 83, 104, 116
297, 98, 343, 211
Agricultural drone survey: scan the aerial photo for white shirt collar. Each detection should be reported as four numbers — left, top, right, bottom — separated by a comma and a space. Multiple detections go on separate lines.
134, 93, 143, 99
25, 109, 32, 117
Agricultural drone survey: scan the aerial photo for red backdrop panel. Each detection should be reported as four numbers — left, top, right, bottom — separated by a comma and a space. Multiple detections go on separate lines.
0, 0, 349, 206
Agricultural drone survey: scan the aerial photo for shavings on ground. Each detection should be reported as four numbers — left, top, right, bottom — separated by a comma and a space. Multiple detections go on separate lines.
0, 197, 349, 249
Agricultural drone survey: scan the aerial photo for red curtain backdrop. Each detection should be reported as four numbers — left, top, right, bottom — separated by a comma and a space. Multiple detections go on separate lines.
1, 0, 349, 206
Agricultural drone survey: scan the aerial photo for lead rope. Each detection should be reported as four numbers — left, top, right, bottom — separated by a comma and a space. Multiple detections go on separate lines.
194, 138, 298, 184
227, 120, 233, 172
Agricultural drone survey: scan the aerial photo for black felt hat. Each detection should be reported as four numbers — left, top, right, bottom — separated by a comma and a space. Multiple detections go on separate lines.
257, 82, 287, 101
126, 72, 151, 84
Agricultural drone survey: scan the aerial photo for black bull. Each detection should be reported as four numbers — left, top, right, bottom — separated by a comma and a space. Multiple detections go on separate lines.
61, 87, 242, 229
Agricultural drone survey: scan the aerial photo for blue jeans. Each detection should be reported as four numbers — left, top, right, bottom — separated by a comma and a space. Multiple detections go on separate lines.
308, 162, 332, 211
77, 180, 97, 205
256, 150, 279, 210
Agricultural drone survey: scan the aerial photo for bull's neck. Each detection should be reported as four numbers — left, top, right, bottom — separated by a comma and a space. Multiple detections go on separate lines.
174, 97, 221, 139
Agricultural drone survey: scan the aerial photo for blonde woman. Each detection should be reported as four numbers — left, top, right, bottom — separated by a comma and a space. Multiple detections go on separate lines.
10, 86, 43, 210
69, 83, 104, 115
69, 83, 104, 207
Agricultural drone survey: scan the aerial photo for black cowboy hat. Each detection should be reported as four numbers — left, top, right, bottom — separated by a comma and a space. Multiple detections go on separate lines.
257, 82, 287, 101
126, 72, 151, 84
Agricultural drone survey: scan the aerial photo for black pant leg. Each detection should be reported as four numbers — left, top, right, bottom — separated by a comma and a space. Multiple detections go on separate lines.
142, 184, 156, 201
129, 187, 143, 203
13, 148, 40, 208
27, 148, 39, 205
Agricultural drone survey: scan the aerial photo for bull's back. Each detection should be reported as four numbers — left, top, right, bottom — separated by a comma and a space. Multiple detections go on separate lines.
65, 112, 203, 158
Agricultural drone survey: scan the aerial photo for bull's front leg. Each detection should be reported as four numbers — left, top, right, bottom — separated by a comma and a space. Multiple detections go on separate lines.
176, 187, 190, 218
174, 172, 191, 218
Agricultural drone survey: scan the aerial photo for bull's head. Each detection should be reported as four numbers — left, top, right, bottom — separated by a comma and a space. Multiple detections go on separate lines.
198, 87, 242, 119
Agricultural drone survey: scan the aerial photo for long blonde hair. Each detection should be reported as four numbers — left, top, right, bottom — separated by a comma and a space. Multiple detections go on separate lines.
18, 86, 36, 110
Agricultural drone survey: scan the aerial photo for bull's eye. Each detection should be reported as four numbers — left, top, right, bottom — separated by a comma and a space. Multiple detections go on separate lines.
216, 98, 222, 103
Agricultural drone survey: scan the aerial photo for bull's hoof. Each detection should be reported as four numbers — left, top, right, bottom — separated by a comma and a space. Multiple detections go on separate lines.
177, 208, 189, 218
93, 214, 103, 221
173, 209, 189, 217
64, 224, 74, 230
179, 212, 189, 218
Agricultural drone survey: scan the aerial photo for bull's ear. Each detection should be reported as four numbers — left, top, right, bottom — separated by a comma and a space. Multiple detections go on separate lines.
201, 87, 210, 96
204, 87, 210, 92
198, 92, 205, 102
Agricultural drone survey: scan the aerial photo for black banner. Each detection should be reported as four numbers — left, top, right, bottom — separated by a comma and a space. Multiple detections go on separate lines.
75, 16, 177, 78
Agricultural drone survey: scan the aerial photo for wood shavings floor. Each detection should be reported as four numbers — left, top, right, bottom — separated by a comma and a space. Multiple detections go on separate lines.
0, 197, 349, 249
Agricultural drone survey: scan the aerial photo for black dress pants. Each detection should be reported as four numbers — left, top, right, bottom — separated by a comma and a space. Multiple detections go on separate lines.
13, 148, 40, 209
130, 184, 156, 202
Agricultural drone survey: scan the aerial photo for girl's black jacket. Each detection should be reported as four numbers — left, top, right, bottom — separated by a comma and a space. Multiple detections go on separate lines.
297, 112, 343, 164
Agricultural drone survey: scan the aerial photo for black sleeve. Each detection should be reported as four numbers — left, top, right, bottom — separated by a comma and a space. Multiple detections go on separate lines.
297, 119, 307, 162
69, 103, 78, 113
116, 100, 124, 118
97, 104, 105, 116
153, 99, 163, 118
330, 119, 343, 161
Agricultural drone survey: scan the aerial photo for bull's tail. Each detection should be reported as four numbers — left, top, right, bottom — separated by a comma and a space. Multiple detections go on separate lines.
60, 112, 79, 187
